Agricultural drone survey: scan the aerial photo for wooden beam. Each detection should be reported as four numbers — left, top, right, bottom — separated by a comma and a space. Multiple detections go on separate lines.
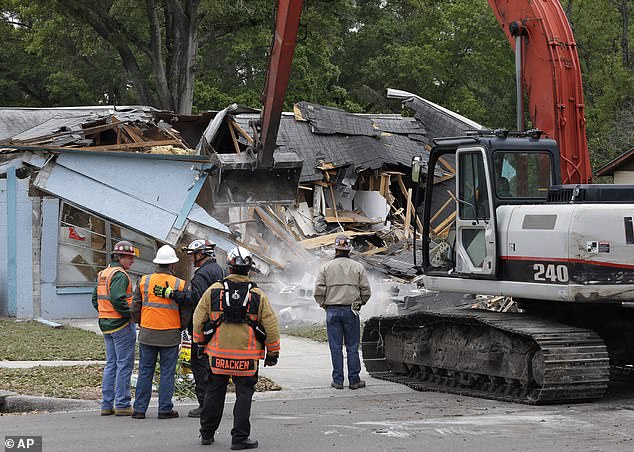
404, 188, 413, 239
229, 119, 254, 144
432, 211, 456, 235
300, 230, 375, 249
65, 140, 183, 152
438, 156, 456, 174
228, 121, 241, 154
395, 174, 424, 233
255, 207, 310, 259
430, 197, 454, 224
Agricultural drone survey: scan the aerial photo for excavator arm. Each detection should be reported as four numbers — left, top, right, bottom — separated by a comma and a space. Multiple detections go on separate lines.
487, 0, 592, 184
209, 0, 304, 207
256, 0, 304, 169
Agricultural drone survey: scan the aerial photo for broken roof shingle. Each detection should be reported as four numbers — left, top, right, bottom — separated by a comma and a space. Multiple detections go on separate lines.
234, 104, 437, 183
296, 102, 379, 137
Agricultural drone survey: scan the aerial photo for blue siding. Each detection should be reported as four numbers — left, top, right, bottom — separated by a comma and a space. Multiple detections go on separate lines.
0, 180, 7, 316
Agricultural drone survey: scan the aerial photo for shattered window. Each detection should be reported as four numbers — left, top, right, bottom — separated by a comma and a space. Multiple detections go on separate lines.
58, 203, 157, 287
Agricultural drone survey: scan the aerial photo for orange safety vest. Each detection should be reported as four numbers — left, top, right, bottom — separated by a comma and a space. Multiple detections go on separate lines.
139, 273, 186, 330
96, 266, 132, 319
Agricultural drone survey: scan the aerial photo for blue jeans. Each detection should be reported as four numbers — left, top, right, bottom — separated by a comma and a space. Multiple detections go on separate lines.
101, 322, 136, 410
133, 343, 179, 414
326, 306, 361, 385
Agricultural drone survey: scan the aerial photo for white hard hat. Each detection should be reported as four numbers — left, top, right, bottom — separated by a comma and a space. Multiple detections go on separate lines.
227, 246, 254, 269
153, 245, 179, 264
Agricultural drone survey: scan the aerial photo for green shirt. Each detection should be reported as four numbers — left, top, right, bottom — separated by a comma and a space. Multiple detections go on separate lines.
92, 263, 132, 333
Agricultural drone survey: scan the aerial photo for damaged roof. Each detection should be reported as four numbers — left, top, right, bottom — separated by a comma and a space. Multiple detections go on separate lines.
233, 101, 434, 183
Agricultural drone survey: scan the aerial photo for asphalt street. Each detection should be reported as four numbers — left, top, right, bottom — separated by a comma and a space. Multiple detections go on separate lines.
2, 377, 634, 451
2, 335, 634, 451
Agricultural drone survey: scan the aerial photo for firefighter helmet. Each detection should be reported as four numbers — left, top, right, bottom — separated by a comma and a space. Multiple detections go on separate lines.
185, 239, 215, 256
113, 241, 137, 256
227, 247, 254, 269
153, 245, 179, 264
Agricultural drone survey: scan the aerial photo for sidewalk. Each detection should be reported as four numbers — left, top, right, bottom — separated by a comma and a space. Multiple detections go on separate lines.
1, 320, 402, 411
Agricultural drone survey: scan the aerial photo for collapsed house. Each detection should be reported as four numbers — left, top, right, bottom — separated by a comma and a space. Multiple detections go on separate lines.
0, 92, 479, 320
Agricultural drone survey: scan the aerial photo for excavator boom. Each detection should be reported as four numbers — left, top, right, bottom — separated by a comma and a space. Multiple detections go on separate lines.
487, 0, 591, 184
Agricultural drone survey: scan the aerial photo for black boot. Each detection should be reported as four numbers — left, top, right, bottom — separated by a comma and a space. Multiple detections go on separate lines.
200, 429, 214, 446
231, 438, 258, 450
188, 406, 203, 418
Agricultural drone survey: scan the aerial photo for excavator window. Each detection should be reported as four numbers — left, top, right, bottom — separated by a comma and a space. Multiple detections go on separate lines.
458, 152, 490, 220
493, 152, 553, 199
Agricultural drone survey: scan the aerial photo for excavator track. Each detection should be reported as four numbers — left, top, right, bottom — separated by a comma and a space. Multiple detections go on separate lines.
362, 308, 609, 404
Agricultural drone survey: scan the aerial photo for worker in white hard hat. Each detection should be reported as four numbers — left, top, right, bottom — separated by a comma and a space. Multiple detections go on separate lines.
153, 238, 225, 418
130, 244, 187, 420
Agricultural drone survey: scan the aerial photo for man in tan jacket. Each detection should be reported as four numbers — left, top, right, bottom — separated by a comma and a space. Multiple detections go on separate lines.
314, 234, 371, 390
193, 247, 280, 449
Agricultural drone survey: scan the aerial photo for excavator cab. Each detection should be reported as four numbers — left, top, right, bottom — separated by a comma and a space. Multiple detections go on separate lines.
420, 132, 560, 290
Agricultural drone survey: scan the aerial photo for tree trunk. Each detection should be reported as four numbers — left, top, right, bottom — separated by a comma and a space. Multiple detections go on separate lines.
55, 0, 200, 113
616, 0, 630, 69
164, 0, 201, 114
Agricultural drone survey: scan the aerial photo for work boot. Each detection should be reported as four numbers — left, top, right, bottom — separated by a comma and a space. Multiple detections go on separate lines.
331, 382, 344, 390
231, 438, 259, 450
349, 380, 366, 390
199, 429, 214, 446
188, 406, 203, 418
158, 410, 179, 419
131, 411, 146, 419
100, 409, 115, 416
114, 406, 134, 416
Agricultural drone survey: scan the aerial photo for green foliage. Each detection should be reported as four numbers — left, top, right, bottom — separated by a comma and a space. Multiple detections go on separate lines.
0, 0, 631, 165
0, 320, 106, 361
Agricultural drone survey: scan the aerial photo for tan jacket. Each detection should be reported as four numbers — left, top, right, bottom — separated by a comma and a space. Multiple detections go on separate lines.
192, 274, 280, 376
314, 256, 371, 307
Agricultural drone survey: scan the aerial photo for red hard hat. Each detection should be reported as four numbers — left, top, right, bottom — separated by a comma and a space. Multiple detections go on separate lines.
113, 241, 137, 256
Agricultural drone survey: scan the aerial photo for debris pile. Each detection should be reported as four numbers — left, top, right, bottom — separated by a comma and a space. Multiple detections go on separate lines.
1, 108, 193, 155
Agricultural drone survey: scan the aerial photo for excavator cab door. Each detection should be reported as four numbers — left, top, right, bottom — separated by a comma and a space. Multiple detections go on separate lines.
453, 146, 497, 277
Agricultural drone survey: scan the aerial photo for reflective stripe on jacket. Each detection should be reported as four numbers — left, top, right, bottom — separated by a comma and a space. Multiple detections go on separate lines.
193, 274, 280, 377
97, 266, 132, 319
139, 273, 186, 330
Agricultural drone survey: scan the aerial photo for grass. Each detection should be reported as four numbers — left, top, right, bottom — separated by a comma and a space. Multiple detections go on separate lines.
0, 319, 106, 361
0, 364, 280, 400
0, 365, 104, 399
282, 324, 328, 343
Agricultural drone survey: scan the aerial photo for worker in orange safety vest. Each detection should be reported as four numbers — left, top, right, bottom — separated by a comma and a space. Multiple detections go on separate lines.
92, 240, 138, 417
130, 244, 186, 420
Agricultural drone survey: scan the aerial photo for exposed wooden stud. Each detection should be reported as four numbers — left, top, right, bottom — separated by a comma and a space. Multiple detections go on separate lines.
228, 121, 241, 154
404, 188, 413, 239
229, 119, 254, 144
430, 197, 454, 224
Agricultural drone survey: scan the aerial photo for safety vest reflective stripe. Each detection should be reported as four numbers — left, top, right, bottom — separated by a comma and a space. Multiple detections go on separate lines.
96, 266, 132, 319
265, 339, 281, 352
139, 273, 186, 330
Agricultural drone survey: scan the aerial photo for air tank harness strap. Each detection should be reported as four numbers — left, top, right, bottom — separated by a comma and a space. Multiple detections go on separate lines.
201, 281, 267, 345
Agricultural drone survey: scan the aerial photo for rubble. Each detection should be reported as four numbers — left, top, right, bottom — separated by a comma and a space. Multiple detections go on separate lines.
0, 92, 476, 322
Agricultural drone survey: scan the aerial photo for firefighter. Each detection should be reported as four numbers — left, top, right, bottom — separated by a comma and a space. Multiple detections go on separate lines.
130, 245, 186, 419
314, 234, 371, 390
153, 238, 225, 418
193, 247, 280, 449
92, 241, 137, 417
